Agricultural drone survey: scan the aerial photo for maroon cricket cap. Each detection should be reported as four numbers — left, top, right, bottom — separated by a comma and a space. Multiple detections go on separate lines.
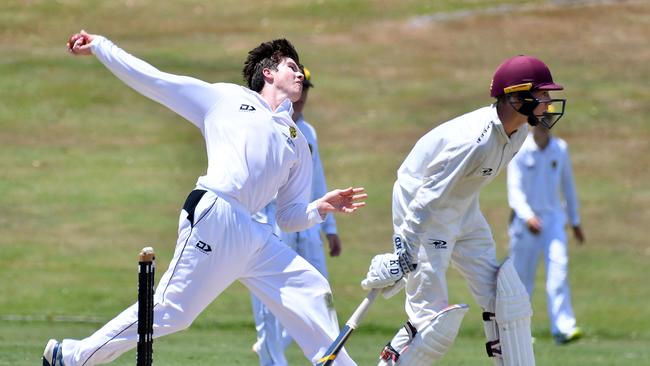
490, 55, 563, 97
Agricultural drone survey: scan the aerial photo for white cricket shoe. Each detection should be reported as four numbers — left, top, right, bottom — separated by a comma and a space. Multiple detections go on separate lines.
251, 338, 262, 355
42, 339, 64, 366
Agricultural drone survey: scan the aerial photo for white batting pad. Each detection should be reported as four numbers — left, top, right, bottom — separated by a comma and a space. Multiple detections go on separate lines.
482, 311, 502, 366
495, 258, 535, 366
397, 304, 469, 366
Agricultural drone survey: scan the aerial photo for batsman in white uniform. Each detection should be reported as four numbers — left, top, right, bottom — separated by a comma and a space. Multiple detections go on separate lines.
251, 68, 344, 366
360, 55, 567, 366
507, 125, 585, 345
43, 31, 367, 366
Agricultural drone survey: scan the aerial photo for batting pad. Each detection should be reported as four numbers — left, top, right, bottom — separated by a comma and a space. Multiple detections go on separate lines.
397, 304, 469, 366
495, 258, 535, 366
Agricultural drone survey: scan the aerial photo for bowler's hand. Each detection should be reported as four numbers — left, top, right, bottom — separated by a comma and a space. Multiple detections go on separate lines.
326, 234, 342, 257
67, 30, 96, 56
317, 187, 367, 216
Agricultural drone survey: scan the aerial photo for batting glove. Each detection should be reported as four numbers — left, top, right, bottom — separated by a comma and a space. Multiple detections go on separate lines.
381, 278, 406, 299
361, 251, 415, 291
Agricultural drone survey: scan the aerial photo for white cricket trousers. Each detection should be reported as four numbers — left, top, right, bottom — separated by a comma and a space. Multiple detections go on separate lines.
251, 228, 331, 366
402, 209, 500, 330
60, 190, 356, 366
509, 212, 577, 335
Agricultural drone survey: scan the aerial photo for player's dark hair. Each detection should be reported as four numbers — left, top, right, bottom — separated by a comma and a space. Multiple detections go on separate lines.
495, 94, 509, 104
243, 39, 300, 92
496, 92, 523, 105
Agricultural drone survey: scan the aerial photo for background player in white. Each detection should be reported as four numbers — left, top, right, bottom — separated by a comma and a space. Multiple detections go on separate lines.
251, 67, 344, 366
360, 55, 566, 366
288, 67, 344, 262
43, 30, 366, 366
507, 124, 585, 345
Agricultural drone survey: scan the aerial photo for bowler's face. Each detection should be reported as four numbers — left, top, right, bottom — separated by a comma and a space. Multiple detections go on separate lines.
274, 58, 304, 102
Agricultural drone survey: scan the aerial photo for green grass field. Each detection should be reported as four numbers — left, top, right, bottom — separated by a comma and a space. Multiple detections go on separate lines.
1, 0, 649, 365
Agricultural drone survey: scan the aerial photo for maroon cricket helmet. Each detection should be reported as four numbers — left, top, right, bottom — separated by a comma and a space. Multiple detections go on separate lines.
490, 55, 563, 98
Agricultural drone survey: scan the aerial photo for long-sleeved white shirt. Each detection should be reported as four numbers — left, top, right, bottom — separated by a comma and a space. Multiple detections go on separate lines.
90, 36, 322, 232
393, 105, 528, 247
507, 133, 580, 226
295, 115, 337, 235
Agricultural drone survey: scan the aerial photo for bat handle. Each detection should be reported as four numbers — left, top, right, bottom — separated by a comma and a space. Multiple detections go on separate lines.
316, 288, 382, 366
346, 288, 380, 329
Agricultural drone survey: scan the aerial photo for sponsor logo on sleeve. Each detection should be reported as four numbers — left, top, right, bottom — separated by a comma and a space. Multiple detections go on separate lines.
476, 122, 493, 143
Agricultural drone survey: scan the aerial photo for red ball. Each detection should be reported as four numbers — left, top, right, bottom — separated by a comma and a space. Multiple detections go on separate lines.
67, 33, 87, 50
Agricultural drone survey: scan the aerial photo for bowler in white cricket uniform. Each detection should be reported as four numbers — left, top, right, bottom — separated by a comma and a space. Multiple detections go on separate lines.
251, 71, 342, 366
43, 32, 366, 366
508, 125, 584, 344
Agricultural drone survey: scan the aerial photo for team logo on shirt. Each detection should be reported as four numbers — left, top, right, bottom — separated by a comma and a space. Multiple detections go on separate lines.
239, 104, 256, 112
481, 168, 494, 176
552, 160, 558, 169
289, 126, 297, 138
426, 239, 448, 249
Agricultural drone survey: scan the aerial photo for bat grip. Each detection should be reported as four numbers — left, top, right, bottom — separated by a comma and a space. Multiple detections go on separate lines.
346, 288, 380, 329
316, 288, 382, 366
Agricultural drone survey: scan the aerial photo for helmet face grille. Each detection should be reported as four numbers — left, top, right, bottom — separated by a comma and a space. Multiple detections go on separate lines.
509, 92, 566, 129
490, 55, 562, 97
538, 99, 566, 129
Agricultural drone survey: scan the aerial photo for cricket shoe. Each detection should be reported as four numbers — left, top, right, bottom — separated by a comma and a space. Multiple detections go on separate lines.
553, 327, 583, 345
42, 339, 64, 366
251, 339, 262, 355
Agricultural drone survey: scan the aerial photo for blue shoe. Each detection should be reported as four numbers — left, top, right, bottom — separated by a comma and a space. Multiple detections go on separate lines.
42, 339, 64, 366
553, 327, 583, 345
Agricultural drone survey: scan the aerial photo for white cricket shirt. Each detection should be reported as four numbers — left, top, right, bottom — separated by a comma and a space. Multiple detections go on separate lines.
507, 134, 580, 226
90, 37, 322, 232
393, 105, 528, 246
